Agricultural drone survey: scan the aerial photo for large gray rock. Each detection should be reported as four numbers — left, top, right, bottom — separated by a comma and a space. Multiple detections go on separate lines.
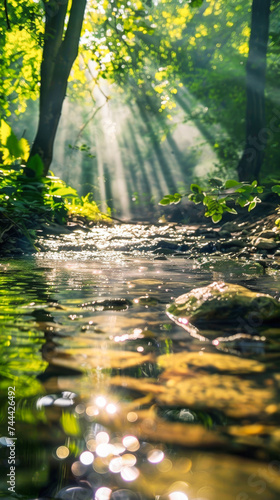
167, 282, 280, 328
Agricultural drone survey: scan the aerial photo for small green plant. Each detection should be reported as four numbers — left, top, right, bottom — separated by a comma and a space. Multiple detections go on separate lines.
159, 178, 264, 223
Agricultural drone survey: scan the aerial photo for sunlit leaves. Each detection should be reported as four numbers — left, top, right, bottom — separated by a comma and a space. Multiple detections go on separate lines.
0, 122, 109, 245
160, 178, 265, 223
0, 120, 30, 164
188, 183, 205, 205
159, 193, 182, 206
77, 0, 197, 114
1, 4, 43, 116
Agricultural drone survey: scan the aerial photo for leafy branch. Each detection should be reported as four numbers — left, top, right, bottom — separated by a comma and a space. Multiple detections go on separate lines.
159, 178, 264, 223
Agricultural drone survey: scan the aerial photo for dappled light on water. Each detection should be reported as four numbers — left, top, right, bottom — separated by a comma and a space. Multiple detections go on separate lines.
1, 224, 280, 499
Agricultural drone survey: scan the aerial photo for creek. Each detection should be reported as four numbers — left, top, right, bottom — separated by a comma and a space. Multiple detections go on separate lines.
0, 224, 280, 500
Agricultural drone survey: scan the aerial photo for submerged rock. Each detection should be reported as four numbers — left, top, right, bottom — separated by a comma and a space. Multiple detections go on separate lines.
167, 281, 280, 329
80, 298, 132, 311
200, 258, 264, 276
158, 351, 265, 374
259, 230, 278, 239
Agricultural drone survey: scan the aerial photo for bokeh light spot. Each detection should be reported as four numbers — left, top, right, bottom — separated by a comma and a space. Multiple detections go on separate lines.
95, 487, 112, 500
147, 449, 164, 464
80, 451, 94, 465
122, 435, 140, 452
56, 446, 69, 459
120, 466, 140, 482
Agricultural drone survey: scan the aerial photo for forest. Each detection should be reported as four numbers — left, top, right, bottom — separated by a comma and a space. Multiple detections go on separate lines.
1, 1, 280, 499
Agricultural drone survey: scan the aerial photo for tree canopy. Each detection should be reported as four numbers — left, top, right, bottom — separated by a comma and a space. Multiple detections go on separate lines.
1, 0, 280, 212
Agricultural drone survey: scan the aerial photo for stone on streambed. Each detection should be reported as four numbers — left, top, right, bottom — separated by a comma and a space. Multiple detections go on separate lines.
200, 258, 264, 276
254, 238, 279, 251
167, 281, 280, 332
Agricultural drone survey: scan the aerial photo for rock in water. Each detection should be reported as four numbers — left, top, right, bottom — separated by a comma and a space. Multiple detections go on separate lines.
167, 281, 280, 329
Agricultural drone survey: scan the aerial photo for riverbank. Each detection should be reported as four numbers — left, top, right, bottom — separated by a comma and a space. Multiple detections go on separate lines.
1, 197, 280, 269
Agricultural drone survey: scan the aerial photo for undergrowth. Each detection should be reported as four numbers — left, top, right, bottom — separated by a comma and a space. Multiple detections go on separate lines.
0, 120, 111, 252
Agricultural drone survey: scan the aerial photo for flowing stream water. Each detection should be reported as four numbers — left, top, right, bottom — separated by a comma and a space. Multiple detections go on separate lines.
1, 224, 280, 500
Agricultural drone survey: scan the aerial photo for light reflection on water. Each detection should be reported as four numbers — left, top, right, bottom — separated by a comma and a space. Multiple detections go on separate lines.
0, 225, 280, 499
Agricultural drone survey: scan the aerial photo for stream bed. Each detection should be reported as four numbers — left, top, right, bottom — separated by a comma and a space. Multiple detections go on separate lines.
1, 224, 280, 500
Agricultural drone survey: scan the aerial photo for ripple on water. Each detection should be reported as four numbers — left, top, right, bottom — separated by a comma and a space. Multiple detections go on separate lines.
1, 225, 280, 499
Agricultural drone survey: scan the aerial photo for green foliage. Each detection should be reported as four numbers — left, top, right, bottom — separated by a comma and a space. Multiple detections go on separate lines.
159, 193, 182, 206
0, 121, 110, 249
67, 192, 110, 220
0, 1, 43, 116
25, 154, 44, 178
271, 185, 280, 195
0, 120, 30, 164
159, 178, 264, 223
1, 0, 279, 198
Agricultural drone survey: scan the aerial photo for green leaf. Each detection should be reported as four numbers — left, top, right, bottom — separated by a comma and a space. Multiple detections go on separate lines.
26, 154, 44, 178
17, 137, 30, 162
236, 185, 251, 194
224, 179, 242, 189
159, 193, 182, 206
51, 186, 78, 197
2, 135, 21, 164
202, 195, 213, 206
271, 185, 280, 195
0, 120, 31, 164
190, 183, 202, 194
248, 201, 257, 212
188, 192, 204, 204
224, 206, 238, 214
251, 180, 258, 188
159, 195, 173, 206
0, 120, 12, 146
189, 0, 204, 7
169, 193, 182, 204
212, 213, 222, 223
236, 197, 248, 208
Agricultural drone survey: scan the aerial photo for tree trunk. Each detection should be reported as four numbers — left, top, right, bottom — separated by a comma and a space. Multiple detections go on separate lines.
237, 0, 271, 182
29, 0, 87, 175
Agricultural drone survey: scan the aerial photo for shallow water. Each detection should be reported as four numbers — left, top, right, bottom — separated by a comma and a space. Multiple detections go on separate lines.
1, 224, 280, 500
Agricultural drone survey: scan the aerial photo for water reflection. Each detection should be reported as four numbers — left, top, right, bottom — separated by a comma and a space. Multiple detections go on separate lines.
0, 225, 280, 499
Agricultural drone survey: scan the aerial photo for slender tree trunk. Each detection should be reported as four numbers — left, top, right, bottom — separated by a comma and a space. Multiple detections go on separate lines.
237, 0, 271, 182
29, 0, 87, 175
